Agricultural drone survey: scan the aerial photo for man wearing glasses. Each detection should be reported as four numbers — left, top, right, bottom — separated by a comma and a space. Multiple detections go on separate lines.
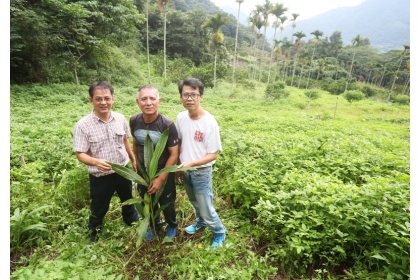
175, 78, 226, 249
73, 81, 139, 243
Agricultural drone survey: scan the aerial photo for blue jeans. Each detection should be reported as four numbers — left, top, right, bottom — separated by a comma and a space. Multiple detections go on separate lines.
183, 166, 225, 234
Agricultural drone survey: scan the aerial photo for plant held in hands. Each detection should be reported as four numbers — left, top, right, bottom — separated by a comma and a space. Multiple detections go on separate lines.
107, 128, 193, 247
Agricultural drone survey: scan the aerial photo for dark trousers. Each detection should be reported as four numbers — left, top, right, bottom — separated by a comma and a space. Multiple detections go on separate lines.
88, 172, 139, 231
137, 172, 178, 230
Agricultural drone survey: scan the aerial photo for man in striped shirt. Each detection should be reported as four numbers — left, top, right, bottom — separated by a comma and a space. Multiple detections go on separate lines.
73, 81, 138, 243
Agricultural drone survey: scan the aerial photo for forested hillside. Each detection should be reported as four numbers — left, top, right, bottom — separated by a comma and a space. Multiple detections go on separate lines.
218, 0, 410, 52
10, 0, 410, 279
11, 0, 410, 97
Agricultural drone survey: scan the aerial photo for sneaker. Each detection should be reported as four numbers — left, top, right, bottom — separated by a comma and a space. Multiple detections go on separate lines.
184, 223, 207, 234
145, 228, 160, 241
89, 231, 99, 243
211, 233, 226, 249
165, 226, 176, 238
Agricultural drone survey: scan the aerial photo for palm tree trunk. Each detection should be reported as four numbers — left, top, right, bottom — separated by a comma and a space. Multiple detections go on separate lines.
163, 11, 167, 82
259, 26, 267, 82
231, 2, 241, 93
146, 0, 151, 83
214, 47, 217, 94
402, 75, 410, 95
345, 51, 356, 92
297, 64, 304, 88
306, 46, 315, 89
290, 54, 298, 87
267, 27, 278, 84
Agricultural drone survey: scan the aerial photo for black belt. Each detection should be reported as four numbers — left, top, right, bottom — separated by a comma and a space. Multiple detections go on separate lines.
196, 166, 211, 170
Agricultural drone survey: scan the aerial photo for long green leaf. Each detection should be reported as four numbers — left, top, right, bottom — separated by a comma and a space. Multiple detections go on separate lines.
27, 205, 51, 216
134, 203, 144, 219
136, 214, 150, 248
121, 197, 143, 206
154, 203, 169, 220
107, 162, 149, 187
153, 176, 168, 207
21, 223, 48, 233
154, 165, 196, 178
149, 128, 169, 180
144, 133, 154, 176
136, 160, 149, 185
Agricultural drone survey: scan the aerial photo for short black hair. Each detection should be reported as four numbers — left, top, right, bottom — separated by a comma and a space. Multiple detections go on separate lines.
178, 78, 204, 96
88, 81, 114, 98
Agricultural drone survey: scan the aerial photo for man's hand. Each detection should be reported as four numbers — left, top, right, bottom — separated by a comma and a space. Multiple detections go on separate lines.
95, 159, 112, 173
176, 171, 184, 184
147, 176, 164, 194
131, 158, 137, 173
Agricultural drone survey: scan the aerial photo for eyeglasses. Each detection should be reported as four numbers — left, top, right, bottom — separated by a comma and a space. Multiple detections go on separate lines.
93, 97, 112, 102
181, 93, 201, 100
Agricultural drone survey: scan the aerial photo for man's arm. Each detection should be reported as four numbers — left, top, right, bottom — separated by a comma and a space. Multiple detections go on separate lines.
147, 145, 179, 194
76, 152, 112, 173
124, 137, 137, 172
177, 152, 218, 169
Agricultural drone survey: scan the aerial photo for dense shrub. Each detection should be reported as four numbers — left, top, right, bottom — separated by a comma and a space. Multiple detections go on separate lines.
391, 94, 410, 105
322, 80, 346, 94
187, 63, 214, 87
167, 57, 195, 83
360, 85, 377, 97
343, 90, 365, 102
265, 81, 289, 99
304, 90, 321, 100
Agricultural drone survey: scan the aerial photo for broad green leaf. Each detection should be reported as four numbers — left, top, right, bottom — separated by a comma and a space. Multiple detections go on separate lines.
148, 128, 169, 180
121, 197, 143, 206
136, 214, 150, 248
154, 203, 169, 220
144, 133, 154, 175
154, 165, 196, 177
162, 236, 175, 243
134, 203, 144, 219
144, 193, 151, 204
22, 224, 48, 233
153, 176, 168, 207
27, 205, 51, 216
136, 160, 149, 185
372, 254, 389, 263
107, 162, 148, 187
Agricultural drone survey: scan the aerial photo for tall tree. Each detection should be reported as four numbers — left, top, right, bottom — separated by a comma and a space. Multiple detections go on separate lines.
289, 13, 299, 43
345, 34, 367, 92
231, 0, 244, 93
290, 30, 306, 87
156, 0, 172, 84
387, 45, 410, 101
306, 30, 323, 89
272, 38, 282, 82
281, 39, 293, 82
146, 0, 151, 83
267, 3, 288, 84
247, 13, 264, 81
201, 12, 229, 93
254, 0, 273, 82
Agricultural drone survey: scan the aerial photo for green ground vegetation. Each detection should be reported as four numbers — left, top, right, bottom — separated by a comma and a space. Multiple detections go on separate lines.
10, 80, 409, 279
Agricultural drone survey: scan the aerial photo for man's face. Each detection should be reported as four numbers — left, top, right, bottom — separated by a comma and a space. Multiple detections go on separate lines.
89, 88, 114, 116
180, 85, 202, 110
136, 88, 161, 116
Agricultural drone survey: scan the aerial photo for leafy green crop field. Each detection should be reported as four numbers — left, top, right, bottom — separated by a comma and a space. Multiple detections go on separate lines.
10, 82, 409, 279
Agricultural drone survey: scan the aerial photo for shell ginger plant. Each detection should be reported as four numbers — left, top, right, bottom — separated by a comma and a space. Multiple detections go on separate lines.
107, 128, 194, 247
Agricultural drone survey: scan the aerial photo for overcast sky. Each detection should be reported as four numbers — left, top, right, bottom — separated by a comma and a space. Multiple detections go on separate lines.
210, 0, 366, 20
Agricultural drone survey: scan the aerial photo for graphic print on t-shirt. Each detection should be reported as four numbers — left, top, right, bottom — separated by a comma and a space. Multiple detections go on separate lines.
194, 130, 204, 142
134, 129, 162, 146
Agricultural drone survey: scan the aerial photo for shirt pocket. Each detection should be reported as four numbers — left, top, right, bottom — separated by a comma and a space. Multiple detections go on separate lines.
88, 135, 107, 154
113, 130, 126, 147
